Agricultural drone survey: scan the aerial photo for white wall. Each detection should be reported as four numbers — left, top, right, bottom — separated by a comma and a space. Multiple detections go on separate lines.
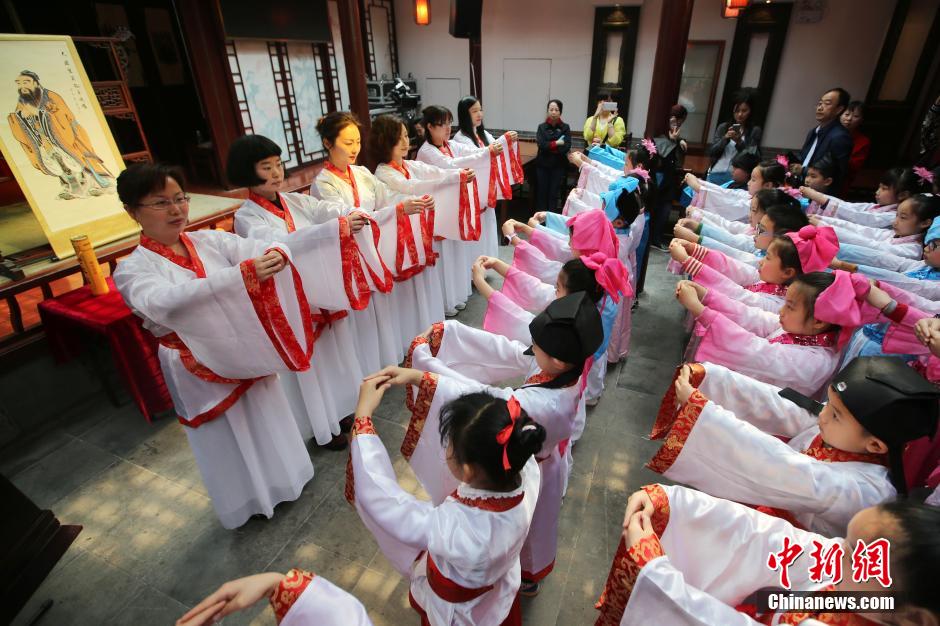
393, 0, 471, 111
479, 0, 656, 135
763, 0, 896, 148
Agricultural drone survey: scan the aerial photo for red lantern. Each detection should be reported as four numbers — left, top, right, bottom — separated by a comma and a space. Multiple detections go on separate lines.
415, 0, 430, 25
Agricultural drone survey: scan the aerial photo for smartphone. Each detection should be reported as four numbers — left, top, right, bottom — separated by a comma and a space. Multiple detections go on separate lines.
602, 101, 618, 112
778, 387, 824, 415
731, 123, 742, 133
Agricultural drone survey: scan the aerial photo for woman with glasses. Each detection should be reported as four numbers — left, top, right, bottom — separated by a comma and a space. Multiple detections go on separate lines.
112, 163, 316, 529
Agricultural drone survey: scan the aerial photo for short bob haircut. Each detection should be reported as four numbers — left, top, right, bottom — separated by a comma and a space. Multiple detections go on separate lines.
117, 162, 186, 210
226, 134, 282, 187
369, 114, 407, 164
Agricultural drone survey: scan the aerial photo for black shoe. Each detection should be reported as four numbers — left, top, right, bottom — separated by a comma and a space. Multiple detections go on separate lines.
339, 415, 354, 433
320, 433, 349, 451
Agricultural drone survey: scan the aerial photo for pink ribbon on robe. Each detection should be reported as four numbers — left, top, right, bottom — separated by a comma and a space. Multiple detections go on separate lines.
566, 209, 620, 259
785, 225, 839, 273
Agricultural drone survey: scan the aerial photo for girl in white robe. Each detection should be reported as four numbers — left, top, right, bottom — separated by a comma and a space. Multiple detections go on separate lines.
314, 111, 434, 366
227, 134, 365, 449
811, 194, 940, 262
112, 163, 315, 529
416, 105, 502, 312
646, 357, 940, 535
452, 95, 523, 259
674, 271, 887, 397
595, 484, 940, 626
348, 373, 544, 626
386, 292, 604, 596
683, 159, 790, 223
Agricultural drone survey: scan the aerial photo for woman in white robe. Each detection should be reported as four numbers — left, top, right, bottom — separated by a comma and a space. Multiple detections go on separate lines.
370, 114, 468, 323
416, 105, 502, 312
595, 483, 940, 626
315, 111, 434, 366
452, 95, 523, 259
112, 163, 315, 529
227, 134, 365, 449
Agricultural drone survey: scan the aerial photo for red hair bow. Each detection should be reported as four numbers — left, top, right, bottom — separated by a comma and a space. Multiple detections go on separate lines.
496, 396, 522, 471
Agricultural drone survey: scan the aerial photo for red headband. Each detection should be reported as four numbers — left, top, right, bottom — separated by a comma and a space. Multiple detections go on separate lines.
496, 396, 522, 471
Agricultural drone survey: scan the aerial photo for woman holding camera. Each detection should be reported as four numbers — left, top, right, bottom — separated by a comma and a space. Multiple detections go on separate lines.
706, 89, 762, 185
583, 93, 626, 148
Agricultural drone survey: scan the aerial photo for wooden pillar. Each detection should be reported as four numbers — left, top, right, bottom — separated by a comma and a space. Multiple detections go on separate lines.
175, 0, 243, 184
336, 0, 372, 133
644, 0, 694, 138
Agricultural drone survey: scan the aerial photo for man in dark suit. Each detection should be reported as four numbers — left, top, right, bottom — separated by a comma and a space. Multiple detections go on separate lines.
790, 87, 853, 189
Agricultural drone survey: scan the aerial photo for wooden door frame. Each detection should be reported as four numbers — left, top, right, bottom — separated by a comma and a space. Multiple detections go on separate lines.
585, 6, 641, 121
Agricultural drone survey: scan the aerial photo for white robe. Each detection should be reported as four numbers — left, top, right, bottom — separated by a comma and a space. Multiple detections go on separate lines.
279, 574, 372, 626
348, 414, 539, 625
234, 192, 365, 444
416, 140, 494, 309
648, 363, 894, 536
402, 321, 585, 581
373, 160, 461, 322
113, 230, 314, 528
315, 164, 415, 367
691, 181, 752, 222
819, 215, 924, 260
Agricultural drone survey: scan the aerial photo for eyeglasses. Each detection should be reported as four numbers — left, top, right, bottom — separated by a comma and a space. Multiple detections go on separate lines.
137, 195, 191, 210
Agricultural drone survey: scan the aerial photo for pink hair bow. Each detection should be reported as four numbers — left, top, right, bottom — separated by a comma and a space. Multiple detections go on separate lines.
495, 396, 522, 471
627, 167, 650, 182
914, 166, 935, 185
567, 209, 620, 258
785, 225, 839, 273
782, 186, 802, 200
641, 138, 657, 156
813, 270, 873, 349
581, 251, 633, 303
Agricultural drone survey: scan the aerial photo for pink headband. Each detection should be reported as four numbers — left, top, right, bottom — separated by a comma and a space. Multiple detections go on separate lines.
785, 225, 839, 273
812, 271, 873, 349
567, 209, 620, 259
581, 251, 633, 303
641, 138, 657, 156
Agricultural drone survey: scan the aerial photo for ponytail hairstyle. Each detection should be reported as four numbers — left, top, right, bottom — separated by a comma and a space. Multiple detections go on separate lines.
614, 186, 643, 226
877, 499, 940, 615
417, 105, 453, 149
768, 235, 803, 277
881, 167, 929, 201
754, 188, 797, 213
558, 259, 603, 303
755, 159, 787, 187
765, 203, 810, 234
439, 392, 546, 490
315, 111, 361, 152
791, 271, 837, 323
625, 143, 659, 209
456, 96, 488, 147
907, 193, 940, 225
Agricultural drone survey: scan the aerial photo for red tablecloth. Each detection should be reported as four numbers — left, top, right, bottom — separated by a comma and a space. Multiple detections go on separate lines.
38, 277, 173, 421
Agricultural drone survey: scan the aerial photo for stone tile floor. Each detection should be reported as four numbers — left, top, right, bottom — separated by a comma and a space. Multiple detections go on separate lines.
5, 249, 684, 625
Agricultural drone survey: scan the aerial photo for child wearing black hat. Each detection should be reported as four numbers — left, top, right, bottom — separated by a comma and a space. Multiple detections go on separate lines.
646, 356, 939, 536
369, 292, 604, 596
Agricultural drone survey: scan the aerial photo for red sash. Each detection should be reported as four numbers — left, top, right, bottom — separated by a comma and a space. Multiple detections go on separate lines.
459, 170, 482, 241
744, 281, 788, 296
426, 552, 494, 603
769, 330, 839, 347
325, 162, 360, 208
338, 214, 393, 310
